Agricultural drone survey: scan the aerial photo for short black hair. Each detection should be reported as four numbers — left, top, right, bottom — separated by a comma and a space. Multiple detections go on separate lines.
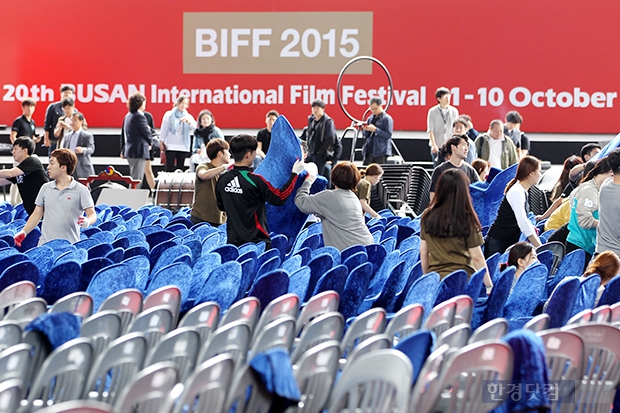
369, 97, 383, 106
60, 85, 75, 93
72, 112, 85, 122
607, 148, 620, 174
230, 134, 257, 162
435, 87, 450, 100
21, 98, 36, 107
311, 99, 325, 109
505, 111, 523, 124
444, 135, 467, 156
13, 136, 35, 155
128, 92, 146, 113
61, 97, 75, 108
266, 110, 279, 118
580, 143, 601, 160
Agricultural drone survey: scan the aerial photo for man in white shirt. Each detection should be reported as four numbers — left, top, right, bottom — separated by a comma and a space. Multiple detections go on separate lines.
427, 87, 459, 168
474, 120, 518, 170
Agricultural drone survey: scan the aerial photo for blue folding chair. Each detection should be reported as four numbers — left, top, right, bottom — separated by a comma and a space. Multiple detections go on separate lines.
547, 249, 586, 296
402, 272, 441, 320
0, 260, 40, 291
255, 255, 281, 279
288, 266, 311, 302
145, 230, 176, 250
185, 253, 222, 310
341, 245, 366, 263
25, 245, 53, 279
196, 261, 242, 311
293, 247, 312, 267
311, 246, 341, 265
504, 264, 548, 320
247, 270, 290, 311
151, 245, 192, 275
270, 234, 289, 263
211, 244, 239, 263
373, 261, 408, 311
281, 255, 302, 274
120, 255, 150, 293
472, 266, 515, 330
343, 251, 368, 273
598, 275, 620, 306
365, 244, 387, 275
571, 275, 601, 317
39, 261, 82, 304
544, 277, 580, 328
305, 253, 335, 302
434, 270, 468, 306
87, 243, 113, 260
181, 238, 202, 266
147, 262, 193, 303
236, 258, 257, 302
312, 265, 348, 297
392, 261, 424, 313
80, 257, 114, 291
394, 330, 435, 384
86, 263, 136, 311
339, 262, 374, 320
464, 267, 487, 301
104, 247, 125, 264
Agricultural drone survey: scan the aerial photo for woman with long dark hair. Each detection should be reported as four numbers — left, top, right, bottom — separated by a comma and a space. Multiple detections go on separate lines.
550, 155, 583, 201
420, 169, 492, 287
566, 157, 613, 263
485, 155, 542, 257
499, 242, 538, 292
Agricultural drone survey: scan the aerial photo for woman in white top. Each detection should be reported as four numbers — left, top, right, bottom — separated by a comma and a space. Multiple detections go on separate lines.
485, 156, 542, 257
160, 95, 197, 172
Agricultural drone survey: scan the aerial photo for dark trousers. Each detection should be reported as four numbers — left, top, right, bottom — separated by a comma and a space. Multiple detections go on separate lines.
484, 236, 512, 258
306, 154, 329, 180
547, 223, 569, 245
363, 155, 388, 165
165, 150, 188, 172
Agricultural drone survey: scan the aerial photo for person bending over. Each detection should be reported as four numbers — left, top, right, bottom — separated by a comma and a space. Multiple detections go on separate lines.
420, 169, 492, 288
485, 156, 542, 257
14, 149, 96, 246
295, 162, 374, 251
216, 134, 304, 248
356, 163, 383, 218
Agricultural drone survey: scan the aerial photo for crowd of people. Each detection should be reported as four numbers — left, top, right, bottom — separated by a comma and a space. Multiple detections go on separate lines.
6, 85, 620, 298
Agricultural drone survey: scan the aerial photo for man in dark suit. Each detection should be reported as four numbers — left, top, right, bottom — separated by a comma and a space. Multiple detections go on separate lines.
64, 112, 95, 179
122, 92, 152, 184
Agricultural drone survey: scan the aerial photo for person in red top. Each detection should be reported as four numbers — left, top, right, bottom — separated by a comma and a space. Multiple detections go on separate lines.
216, 134, 304, 248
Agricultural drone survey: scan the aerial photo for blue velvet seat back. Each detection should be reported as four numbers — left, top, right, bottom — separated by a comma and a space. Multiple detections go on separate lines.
248, 269, 290, 312
394, 329, 435, 384
544, 277, 580, 328
392, 261, 424, 313
402, 272, 440, 320
189, 253, 222, 300
288, 266, 311, 302
80, 257, 114, 292
312, 265, 348, 297
211, 244, 239, 263
40, 261, 82, 304
339, 262, 374, 320
598, 275, 620, 306
197, 261, 242, 311
572, 275, 601, 317
0, 260, 40, 291
343, 252, 368, 273
305, 253, 335, 302
504, 264, 548, 320
434, 269, 468, 306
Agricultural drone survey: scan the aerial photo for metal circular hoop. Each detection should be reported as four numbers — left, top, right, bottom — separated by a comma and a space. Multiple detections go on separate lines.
337, 55, 394, 124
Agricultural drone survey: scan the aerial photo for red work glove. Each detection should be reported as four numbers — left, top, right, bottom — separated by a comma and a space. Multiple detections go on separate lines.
14, 231, 26, 247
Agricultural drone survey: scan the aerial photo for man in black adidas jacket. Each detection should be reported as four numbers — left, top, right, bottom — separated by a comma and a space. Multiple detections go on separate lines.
216, 134, 305, 248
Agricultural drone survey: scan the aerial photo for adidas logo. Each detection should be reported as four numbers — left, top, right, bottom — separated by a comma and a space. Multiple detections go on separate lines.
224, 176, 243, 194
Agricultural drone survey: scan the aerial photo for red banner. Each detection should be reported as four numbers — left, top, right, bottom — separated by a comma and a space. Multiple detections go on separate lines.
1, 0, 618, 134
